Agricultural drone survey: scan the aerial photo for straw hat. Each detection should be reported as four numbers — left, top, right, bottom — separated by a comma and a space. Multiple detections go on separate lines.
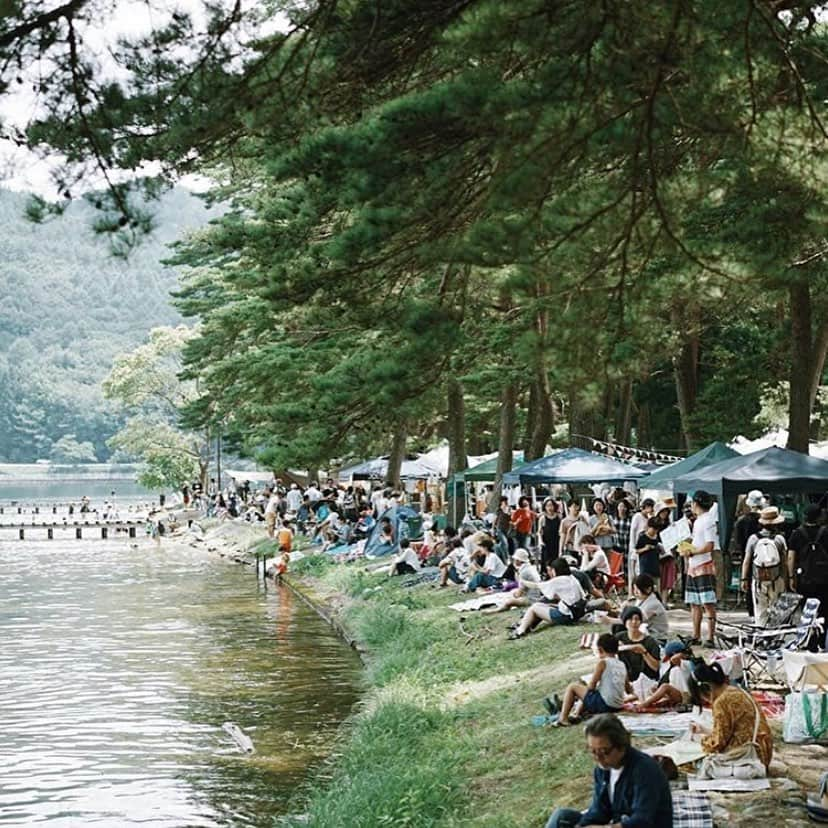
758, 506, 785, 525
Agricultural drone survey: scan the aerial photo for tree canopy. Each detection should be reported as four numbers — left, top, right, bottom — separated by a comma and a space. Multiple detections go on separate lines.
3, 1, 828, 472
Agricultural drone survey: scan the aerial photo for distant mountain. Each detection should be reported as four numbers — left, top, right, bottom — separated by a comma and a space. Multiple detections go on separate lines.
0, 187, 215, 462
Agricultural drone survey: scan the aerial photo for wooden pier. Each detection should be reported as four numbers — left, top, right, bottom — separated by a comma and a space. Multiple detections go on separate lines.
0, 521, 143, 541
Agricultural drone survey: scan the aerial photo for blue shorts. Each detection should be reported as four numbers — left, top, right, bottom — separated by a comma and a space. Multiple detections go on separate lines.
583, 689, 620, 714
548, 607, 574, 625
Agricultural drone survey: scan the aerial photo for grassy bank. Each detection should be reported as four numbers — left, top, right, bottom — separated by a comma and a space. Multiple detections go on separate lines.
279, 554, 598, 827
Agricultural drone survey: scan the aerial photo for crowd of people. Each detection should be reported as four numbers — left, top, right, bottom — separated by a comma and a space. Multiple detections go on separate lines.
160, 470, 828, 826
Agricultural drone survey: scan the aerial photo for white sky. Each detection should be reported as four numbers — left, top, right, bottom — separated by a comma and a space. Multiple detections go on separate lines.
0, 0, 288, 196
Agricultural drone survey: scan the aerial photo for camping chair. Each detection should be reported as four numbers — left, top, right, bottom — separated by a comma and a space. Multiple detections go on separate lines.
602, 549, 626, 598
716, 596, 825, 688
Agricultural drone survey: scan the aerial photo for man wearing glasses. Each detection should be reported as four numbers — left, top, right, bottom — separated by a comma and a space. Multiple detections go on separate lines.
545, 714, 673, 827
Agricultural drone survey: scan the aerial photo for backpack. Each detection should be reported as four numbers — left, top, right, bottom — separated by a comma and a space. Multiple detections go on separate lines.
753, 536, 781, 582
798, 527, 828, 586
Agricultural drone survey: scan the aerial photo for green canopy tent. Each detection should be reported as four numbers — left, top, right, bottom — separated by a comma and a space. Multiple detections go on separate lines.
445, 453, 525, 526
502, 448, 647, 485
672, 446, 828, 546
639, 441, 739, 491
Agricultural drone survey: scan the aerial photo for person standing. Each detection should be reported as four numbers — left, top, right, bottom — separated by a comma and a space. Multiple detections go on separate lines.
510, 496, 535, 551
789, 504, 828, 636
741, 506, 788, 625
627, 498, 654, 590
589, 498, 616, 554
537, 498, 562, 573
613, 499, 632, 562
681, 490, 719, 647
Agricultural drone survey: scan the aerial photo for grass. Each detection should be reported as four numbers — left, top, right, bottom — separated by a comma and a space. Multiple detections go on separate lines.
279, 555, 599, 827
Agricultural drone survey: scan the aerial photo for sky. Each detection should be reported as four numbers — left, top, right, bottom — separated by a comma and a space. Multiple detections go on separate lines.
0, 0, 287, 196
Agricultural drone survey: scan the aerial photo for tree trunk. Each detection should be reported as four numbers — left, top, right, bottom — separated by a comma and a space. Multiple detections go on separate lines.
786, 282, 828, 453
528, 372, 555, 460
445, 378, 468, 525
488, 382, 517, 511
384, 424, 407, 488
568, 391, 592, 449
523, 383, 538, 458
637, 401, 651, 448
615, 379, 634, 445
672, 306, 700, 452
446, 377, 468, 477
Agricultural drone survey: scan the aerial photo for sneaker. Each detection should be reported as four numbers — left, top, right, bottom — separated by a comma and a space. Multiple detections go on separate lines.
703, 639, 716, 649
687, 638, 702, 647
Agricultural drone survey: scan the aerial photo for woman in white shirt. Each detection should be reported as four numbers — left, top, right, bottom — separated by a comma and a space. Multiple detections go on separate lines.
508, 557, 585, 638
463, 537, 507, 592
482, 548, 541, 614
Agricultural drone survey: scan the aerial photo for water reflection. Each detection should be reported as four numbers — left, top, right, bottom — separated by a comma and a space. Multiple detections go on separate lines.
0, 539, 362, 826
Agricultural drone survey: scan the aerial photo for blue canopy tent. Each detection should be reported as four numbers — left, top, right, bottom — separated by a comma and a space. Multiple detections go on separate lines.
639, 441, 739, 491
363, 505, 421, 557
672, 446, 828, 546
502, 447, 647, 486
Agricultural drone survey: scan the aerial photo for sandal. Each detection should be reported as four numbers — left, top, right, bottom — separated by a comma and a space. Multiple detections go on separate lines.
507, 631, 524, 641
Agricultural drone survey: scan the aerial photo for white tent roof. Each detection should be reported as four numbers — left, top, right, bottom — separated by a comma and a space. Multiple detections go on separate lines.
730, 429, 828, 460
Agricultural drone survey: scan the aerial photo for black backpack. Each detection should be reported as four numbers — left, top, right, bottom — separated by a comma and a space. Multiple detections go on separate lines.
797, 526, 828, 586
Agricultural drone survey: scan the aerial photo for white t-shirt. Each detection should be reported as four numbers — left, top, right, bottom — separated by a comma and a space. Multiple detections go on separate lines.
483, 552, 507, 579
609, 766, 623, 803
286, 488, 303, 512
581, 547, 609, 574
691, 509, 718, 567
539, 575, 585, 615
265, 495, 280, 515
392, 546, 421, 572
628, 512, 649, 556
447, 547, 470, 577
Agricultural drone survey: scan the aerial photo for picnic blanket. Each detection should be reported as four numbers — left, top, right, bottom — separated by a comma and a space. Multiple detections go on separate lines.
449, 593, 512, 612
617, 711, 710, 738
672, 791, 713, 828
644, 739, 707, 766
687, 776, 770, 792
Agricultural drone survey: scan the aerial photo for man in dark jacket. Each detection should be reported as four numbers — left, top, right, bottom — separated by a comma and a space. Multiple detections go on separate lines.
545, 714, 673, 827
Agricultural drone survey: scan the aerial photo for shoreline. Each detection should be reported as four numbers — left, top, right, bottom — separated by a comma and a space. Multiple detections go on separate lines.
186, 521, 826, 827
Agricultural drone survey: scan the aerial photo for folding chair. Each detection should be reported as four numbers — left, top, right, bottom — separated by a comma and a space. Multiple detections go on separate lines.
602, 549, 626, 598
716, 596, 825, 688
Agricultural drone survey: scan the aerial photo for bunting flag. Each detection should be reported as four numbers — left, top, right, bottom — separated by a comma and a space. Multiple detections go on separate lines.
588, 439, 682, 465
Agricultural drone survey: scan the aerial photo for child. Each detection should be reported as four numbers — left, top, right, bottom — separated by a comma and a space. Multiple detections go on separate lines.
552, 633, 631, 726
275, 547, 291, 580
633, 641, 692, 710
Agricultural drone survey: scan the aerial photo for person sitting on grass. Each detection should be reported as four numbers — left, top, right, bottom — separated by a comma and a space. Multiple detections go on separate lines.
437, 538, 469, 587
552, 634, 631, 727
688, 660, 774, 771
389, 538, 422, 576
463, 536, 507, 592
481, 548, 541, 614
632, 641, 692, 710
615, 606, 661, 682
544, 714, 674, 828
578, 534, 610, 588
508, 557, 585, 639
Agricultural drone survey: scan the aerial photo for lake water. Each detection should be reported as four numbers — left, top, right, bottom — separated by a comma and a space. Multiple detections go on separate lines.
0, 538, 362, 826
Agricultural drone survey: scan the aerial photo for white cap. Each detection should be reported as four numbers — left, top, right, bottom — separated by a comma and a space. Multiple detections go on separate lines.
746, 490, 764, 507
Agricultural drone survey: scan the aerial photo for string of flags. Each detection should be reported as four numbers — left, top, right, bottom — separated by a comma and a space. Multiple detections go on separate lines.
589, 439, 682, 465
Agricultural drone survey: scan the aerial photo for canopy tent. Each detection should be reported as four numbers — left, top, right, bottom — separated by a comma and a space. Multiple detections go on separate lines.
672, 446, 828, 546
446, 452, 526, 487
415, 444, 497, 479
502, 447, 647, 486
639, 441, 739, 491
338, 456, 441, 482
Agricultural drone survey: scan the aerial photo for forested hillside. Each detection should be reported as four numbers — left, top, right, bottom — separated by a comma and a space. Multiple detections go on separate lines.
0, 188, 212, 462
